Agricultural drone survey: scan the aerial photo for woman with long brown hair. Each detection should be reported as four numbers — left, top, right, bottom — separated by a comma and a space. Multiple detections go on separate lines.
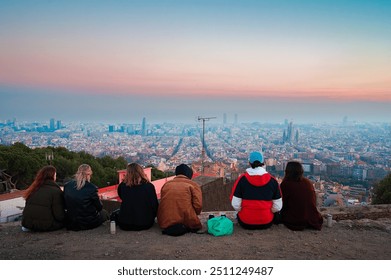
22, 165, 65, 231
114, 163, 158, 231
280, 161, 323, 231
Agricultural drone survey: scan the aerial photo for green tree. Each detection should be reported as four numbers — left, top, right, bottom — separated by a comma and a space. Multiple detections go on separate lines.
0, 143, 125, 191
372, 173, 391, 204
0, 143, 46, 189
147, 165, 174, 181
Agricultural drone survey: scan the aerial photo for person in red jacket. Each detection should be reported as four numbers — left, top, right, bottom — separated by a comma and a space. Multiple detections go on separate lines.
280, 161, 323, 231
230, 151, 282, 229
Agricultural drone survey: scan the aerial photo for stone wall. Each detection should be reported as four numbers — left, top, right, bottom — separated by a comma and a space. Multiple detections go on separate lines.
320, 204, 391, 221
193, 176, 234, 212
102, 176, 391, 223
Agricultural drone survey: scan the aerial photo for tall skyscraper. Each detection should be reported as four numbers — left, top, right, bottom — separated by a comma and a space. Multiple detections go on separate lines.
142, 117, 147, 136
223, 113, 227, 125
287, 121, 293, 143
50, 118, 55, 131
56, 120, 62, 130
283, 121, 295, 144
295, 129, 299, 143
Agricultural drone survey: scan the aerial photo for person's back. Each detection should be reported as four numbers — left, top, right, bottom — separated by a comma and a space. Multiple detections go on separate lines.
117, 181, 158, 230
23, 181, 65, 231
116, 163, 159, 231
157, 164, 202, 235
63, 164, 107, 231
280, 161, 323, 231
22, 166, 65, 231
230, 151, 282, 229
64, 180, 103, 230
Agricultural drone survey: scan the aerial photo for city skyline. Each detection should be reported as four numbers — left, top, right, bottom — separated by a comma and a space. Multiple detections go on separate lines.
1, 1, 391, 123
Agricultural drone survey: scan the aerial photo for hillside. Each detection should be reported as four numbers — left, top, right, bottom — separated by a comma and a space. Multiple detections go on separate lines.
1, 215, 390, 260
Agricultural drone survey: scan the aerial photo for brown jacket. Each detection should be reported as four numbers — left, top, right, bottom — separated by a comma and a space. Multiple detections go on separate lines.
157, 175, 202, 230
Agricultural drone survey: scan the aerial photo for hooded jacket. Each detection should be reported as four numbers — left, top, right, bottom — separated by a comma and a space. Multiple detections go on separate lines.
22, 180, 65, 231
230, 167, 282, 225
157, 175, 202, 230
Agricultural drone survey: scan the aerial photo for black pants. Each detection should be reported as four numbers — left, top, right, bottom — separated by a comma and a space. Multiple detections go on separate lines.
110, 208, 153, 231
237, 212, 280, 230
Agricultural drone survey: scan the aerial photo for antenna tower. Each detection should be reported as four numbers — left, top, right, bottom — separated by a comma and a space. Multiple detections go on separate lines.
198, 116, 216, 174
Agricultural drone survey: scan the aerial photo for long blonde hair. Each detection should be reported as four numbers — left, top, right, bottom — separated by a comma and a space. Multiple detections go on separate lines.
123, 163, 149, 187
75, 164, 92, 190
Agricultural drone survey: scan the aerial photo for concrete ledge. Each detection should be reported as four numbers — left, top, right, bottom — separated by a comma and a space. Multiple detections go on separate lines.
102, 200, 391, 224
320, 204, 391, 221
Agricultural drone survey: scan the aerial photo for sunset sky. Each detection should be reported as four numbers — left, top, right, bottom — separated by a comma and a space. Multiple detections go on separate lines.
1, 0, 390, 124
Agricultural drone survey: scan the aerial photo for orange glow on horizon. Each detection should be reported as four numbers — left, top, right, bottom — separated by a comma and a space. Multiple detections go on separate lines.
1, 51, 390, 103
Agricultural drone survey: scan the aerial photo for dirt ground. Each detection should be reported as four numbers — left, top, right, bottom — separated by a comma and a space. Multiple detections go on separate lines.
1, 217, 391, 260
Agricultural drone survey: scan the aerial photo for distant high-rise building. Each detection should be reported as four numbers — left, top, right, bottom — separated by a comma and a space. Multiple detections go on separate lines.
127, 125, 135, 135
50, 118, 55, 131
223, 113, 227, 125
283, 121, 295, 144
287, 121, 293, 142
56, 120, 62, 130
142, 117, 147, 136
109, 125, 115, 132
234, 114, 238, 125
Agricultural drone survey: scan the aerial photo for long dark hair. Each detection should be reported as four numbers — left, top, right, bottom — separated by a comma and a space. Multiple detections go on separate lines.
24, 166, 56, 199
283, 161, 304, 182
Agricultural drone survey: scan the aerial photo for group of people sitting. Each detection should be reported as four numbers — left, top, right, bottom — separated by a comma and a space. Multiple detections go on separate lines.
21, 151, 323, 235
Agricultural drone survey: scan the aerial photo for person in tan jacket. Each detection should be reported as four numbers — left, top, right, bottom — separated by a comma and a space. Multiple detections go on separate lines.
157, 164, 202, 236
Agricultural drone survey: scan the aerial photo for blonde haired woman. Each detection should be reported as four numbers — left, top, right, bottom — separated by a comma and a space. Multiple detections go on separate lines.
113, 163, 158, 231
64, 164, 108, 230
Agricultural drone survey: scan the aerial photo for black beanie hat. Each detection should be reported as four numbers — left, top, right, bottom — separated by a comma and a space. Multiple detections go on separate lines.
175, 164, 193, 179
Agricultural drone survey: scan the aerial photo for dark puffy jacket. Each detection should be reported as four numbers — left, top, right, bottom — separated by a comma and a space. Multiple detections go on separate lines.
22, 180, 65, 231
63, 180, 104, 231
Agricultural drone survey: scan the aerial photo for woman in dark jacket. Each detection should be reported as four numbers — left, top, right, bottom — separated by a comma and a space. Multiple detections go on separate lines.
64, 164, 108, 231
280, 161, 323, 231
22, 166, 65, 231
114, 163, 158, 231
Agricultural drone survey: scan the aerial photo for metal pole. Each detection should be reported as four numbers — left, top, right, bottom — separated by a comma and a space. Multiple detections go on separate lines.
198, 116, 216, 175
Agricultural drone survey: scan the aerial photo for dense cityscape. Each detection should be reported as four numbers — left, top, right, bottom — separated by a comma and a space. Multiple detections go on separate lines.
1, 116, 391, 208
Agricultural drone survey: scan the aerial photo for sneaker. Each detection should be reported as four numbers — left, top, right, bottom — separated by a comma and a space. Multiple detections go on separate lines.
21, 226, 30, 232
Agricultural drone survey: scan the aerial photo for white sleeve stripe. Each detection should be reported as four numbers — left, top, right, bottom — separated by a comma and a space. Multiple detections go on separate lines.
231, 196, 242, 211
272, 198, 283, 213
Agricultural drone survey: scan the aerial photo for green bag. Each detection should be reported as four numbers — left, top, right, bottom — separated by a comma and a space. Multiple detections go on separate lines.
207, 216, 233, 237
